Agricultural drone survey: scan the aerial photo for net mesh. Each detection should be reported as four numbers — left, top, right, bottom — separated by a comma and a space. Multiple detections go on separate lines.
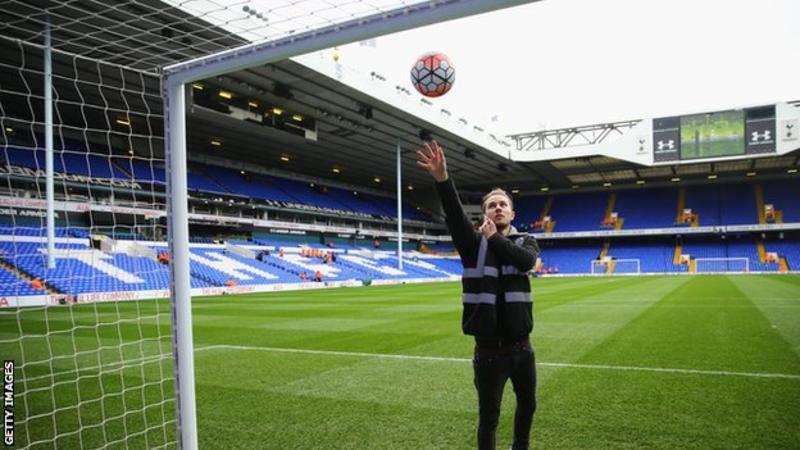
0, 35, 174, 448
0, 0, 431, 72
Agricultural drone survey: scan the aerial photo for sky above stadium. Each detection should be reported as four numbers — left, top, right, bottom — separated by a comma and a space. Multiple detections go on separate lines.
328, 0, 800, 135
171, 0, 800, 136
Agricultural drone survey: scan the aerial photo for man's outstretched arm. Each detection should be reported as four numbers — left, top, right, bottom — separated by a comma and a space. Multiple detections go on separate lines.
416, 140, 477, 256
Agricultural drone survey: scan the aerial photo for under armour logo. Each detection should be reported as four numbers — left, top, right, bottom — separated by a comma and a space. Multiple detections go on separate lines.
751, 130, 771, 142
657, 140, 675, 150
787, 123, 795, 138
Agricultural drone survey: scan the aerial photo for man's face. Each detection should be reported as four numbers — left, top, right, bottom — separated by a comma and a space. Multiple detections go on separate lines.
483, 194, 515, 228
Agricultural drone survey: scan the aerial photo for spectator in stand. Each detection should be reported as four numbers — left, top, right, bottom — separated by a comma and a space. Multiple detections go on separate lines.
373, 239, 381, 249
300, 272, 309, 281
157, 251, 169, 265
314, 270, 323, 282
31, 278, 43, 290
226, 279, 237, 287
330, 252, 337, 263
279, 248, 285, 258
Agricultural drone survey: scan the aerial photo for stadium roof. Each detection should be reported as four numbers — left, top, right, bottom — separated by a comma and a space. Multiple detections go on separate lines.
188, 58, 800, 195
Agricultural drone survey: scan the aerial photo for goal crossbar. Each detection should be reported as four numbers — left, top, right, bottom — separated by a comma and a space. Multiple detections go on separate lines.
163, 0, 539, 83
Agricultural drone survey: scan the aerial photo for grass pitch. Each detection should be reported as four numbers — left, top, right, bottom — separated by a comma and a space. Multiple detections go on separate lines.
3, 275, 800, 449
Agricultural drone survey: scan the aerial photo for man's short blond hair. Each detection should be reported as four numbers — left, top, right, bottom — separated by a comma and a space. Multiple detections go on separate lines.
481, 188, 514, 212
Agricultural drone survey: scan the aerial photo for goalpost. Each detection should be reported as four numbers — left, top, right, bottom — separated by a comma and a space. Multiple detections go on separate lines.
2, 1, 538, 450
694, 257, 749, 274
590, 259, 641, 275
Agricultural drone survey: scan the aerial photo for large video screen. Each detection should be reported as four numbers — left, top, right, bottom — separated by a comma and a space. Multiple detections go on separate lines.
653, 106, 775, 163
679, 110, 745, 160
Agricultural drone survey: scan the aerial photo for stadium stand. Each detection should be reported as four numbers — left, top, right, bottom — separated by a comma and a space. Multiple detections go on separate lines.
763, 179, 800, 223
719, 183, 759, 225
0, 135, 797, 296
614, 188, 676, 229
545, 191, 608, 232
768, 240, 800, 270
537, 243, 600, 274
2, 138, 431, 222
604, 242, 675, 273
0, 226, 463, 298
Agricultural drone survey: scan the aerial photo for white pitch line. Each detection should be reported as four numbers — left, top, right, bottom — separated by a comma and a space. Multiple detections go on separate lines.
196, 345, 800, 380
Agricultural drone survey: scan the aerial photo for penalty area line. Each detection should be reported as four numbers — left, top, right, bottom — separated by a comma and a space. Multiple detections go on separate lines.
196, 344, 800, 380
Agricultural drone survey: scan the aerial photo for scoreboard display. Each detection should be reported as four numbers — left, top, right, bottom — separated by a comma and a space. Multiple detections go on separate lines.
653, 105, 776, 163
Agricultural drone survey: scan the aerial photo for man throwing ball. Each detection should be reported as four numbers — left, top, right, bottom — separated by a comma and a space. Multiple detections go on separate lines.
417, 140, 540, 450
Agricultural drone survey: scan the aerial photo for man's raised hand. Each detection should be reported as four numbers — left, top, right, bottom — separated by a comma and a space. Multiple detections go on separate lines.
416, 140, 448, 182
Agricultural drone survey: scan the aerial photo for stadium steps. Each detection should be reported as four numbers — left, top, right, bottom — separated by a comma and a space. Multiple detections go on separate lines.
688, 259, 697, 273
774, 210, 784, 224
540, 196, 553, 223
615, 217, 624, 230
675, 189, 686, 223
757, 241, 767, 263
0, 259, 62, 294
673, 245, 683, 265
539, 196, 556, 232
602, 193, 617, 227
755, 183, 766, 224
599, 243, 610, 259
606, 260, 616, 274
779, 256, 789, 272
691, 214, 699, 228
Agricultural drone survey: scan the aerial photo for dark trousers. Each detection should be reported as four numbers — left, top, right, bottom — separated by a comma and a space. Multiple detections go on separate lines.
473, 343, 537, 450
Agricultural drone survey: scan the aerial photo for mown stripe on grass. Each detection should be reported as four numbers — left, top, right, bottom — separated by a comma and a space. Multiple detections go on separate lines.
576, 275, 800, 374
728, 274, 800, 357
197, 344, 800, 380
534, 276, 692, 364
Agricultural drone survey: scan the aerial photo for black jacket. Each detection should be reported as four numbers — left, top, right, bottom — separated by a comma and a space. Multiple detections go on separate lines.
435, 178, 540, 339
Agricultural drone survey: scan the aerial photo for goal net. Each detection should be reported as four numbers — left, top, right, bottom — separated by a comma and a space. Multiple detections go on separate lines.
590, 258, 640, 275
694, 257, 749, 274
0, 35, 173, 448
1, 1, 533, 449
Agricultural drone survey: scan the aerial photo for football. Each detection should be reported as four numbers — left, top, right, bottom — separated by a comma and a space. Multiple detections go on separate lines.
410, 52, 455, 98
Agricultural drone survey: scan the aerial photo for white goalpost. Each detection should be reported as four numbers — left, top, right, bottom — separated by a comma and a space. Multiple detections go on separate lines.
590, 259, 641, 275
3, 1, 538, 449
694, 257, 749, 274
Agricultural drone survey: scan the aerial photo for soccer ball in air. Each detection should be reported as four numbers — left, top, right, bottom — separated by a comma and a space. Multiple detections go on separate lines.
410, 52, 455, 98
